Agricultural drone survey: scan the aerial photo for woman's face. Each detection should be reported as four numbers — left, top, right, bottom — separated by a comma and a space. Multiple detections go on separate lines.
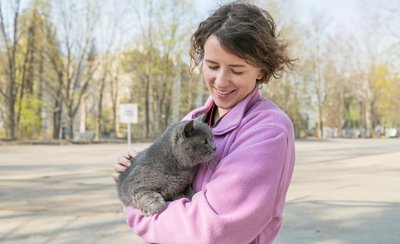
202, 35, 263, 117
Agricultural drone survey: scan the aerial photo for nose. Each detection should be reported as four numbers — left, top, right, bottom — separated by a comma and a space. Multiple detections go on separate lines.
214, 69, 230, 88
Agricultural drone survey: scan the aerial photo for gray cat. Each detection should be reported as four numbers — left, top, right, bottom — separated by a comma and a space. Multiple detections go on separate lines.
117, 117, 216, 216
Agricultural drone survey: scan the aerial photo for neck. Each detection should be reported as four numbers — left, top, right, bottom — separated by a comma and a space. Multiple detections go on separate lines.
217, 107, 229, 119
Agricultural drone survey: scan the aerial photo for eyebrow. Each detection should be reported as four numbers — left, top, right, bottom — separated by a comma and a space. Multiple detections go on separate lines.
205, 59, 246, 68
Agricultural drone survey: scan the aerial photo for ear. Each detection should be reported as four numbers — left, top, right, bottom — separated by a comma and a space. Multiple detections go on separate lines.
256, 70, 264, 80
182, 120, 194, 137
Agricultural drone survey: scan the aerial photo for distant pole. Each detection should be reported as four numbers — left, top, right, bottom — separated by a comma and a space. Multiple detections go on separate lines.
119, 103, 138, 150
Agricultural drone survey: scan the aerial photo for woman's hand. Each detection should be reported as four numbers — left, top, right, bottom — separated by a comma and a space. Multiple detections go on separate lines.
112, 150, 137, 182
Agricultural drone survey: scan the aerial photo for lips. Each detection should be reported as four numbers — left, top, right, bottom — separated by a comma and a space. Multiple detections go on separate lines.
215, 88, 235, 96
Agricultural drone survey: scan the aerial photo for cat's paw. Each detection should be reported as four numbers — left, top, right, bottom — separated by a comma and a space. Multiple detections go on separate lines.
141, 197, 167, 216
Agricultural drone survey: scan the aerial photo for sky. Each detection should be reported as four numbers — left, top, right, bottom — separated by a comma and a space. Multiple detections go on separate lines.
194, 0, 399, 61
11, 0, 399, 34
3, 0, 398, 64
193, 0, 363, 20
196, 0, 369, 25
194, 0, 398, 33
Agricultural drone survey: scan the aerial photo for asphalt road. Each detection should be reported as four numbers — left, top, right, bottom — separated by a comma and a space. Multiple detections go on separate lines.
0, 139, 399, 243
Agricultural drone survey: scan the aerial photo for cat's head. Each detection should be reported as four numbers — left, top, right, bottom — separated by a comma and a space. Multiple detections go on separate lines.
172, 117, 216, 168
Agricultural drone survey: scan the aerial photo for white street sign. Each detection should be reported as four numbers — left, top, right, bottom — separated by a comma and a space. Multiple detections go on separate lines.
119, 103, 138, 124
119, 103, 138, 149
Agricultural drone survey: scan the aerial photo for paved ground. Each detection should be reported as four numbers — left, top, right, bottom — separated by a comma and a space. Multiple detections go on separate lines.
276, 139, 400, 244
0, 139, 399, 243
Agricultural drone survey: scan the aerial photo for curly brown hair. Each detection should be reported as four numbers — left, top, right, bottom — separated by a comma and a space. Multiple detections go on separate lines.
190, 1, 295, 84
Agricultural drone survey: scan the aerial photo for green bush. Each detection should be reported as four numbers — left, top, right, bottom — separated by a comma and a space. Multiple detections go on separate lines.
18, 97, 44, 139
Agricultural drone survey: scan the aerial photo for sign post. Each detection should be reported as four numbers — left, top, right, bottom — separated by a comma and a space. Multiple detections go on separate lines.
119, 103, 138, 149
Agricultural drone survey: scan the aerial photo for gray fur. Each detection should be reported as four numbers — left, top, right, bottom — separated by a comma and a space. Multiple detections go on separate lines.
117, 117, 216, 216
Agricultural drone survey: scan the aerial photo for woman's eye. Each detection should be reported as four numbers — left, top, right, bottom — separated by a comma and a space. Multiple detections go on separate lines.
232, 70, 243, 75
209, 66, 218, 70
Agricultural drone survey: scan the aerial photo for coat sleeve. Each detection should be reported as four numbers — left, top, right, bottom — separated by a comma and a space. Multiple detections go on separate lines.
124, 124, 294, 244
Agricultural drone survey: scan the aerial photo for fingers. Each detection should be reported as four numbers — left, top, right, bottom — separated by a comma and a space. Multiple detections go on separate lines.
117, 155, 132, 167
112, 150, 137, 183
115, 162, 129, 173
112, 162, 128, 182
127, 149, 137, 158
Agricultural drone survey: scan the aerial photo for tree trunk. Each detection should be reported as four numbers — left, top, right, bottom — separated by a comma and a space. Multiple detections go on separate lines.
145, 74, 150, 138
96, 76, 106, 140
67, 106, 74, 140
6, 94, 16, 140
110, 76, 118, 138
53, 100, 61, 139
171, 65, 181, 122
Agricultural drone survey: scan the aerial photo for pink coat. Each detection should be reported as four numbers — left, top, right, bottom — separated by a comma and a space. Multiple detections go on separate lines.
124, 87, 296, 244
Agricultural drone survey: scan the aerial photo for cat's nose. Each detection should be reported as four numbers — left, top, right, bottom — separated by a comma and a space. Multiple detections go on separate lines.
211, 145, 216, 151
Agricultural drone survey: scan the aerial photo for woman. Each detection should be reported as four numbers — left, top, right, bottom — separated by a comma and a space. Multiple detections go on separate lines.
113, 2, 296, 243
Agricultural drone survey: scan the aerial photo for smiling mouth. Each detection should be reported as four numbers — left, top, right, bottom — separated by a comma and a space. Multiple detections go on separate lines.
215, 88, 235, 96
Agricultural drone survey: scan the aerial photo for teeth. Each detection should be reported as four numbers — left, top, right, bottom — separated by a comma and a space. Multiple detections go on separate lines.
216, 89, 233, 95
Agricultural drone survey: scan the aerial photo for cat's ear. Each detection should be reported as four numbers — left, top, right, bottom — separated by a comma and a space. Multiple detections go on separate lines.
195, 114, 207, 124
183, 120, 194, 137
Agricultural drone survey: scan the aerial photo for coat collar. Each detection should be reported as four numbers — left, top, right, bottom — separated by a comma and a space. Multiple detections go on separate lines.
192, 87, 261, 135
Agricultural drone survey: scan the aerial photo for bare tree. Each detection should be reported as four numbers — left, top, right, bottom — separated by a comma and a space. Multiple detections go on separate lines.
93, 2, 128, 140
45, 1, 99, 139
109, 59, 120, 138
300, 11, 330, 138
352, 1, 395, 137
124, 0, 195, 137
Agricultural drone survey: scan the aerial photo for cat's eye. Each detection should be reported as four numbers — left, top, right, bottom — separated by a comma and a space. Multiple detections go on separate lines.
204, 139, 208, 145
